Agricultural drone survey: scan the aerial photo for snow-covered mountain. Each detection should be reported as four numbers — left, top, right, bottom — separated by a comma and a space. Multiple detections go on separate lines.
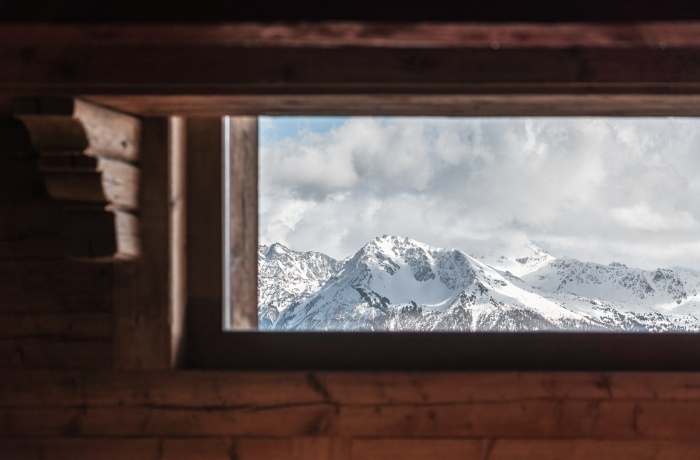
257, 243, 341, 329
258, 235, 700, 332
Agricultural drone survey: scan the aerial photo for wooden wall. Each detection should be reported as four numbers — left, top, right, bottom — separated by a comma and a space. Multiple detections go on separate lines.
3, 18, 700, 459
3, 104, 700, 460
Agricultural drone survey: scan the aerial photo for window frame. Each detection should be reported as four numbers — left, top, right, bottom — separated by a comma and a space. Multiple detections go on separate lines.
37, 21, 700, 371
183, 109, 700, 372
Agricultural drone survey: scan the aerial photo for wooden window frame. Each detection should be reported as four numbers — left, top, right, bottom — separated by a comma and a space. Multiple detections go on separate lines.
9, 21, 700, 370
182, 108, 700, 372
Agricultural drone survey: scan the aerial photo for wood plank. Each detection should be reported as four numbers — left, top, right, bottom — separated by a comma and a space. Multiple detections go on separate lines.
0, 400, 680, 438
42, 160, 139, 210
88, 93, 700, 117
15, 99, 141, 162
5, 23, 700, 49
0, 439, 160, 460
0, 260, 113, 313
0, 438, 348, 460
0, 338, 112, 369
4, 47, 700, 95
186, 118, 223, 302
354, 439, 700, 460
0, 312, 112, 340
6, 372, 700, 409
0, 371, 327, 407
227, 116, 257, 329
169, 117, 187, 367
63, 207, 139, 259
1, 439, 699, 460
112, 118, 173, 369
0, 201, 63, 260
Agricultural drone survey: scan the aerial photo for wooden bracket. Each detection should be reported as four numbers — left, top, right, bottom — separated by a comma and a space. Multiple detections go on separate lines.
13, 97, 141, 260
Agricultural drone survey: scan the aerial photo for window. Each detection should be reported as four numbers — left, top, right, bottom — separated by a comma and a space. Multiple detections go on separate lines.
61, 21, 698, 371
187, 110, 700, 371
253, 116, 700, 333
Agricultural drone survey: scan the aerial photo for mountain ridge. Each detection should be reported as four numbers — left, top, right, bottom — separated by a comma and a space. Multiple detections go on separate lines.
258, 235, 700, 332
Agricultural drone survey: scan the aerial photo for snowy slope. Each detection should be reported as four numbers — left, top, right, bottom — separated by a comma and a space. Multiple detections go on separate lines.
260, 236, 700, 332
257, 243, 341, 329
470, 241, 556, 277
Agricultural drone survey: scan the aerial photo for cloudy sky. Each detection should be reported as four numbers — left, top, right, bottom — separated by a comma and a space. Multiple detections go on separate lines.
259, 116, 700, 271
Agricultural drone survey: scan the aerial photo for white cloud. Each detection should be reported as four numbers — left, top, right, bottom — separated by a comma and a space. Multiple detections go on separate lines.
610, 205, 698, 231
259, 117, 700, 270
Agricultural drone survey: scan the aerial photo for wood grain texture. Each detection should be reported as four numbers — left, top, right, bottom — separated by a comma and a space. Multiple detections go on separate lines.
169, 117, 187, 368
0, 312, 111, 340
41, 160, 139, 211
113, 118, 170, 369
0, 201, 63, 260
63, 207, 139, 259
15, 99, 141, 162
4, 399, 700, 438
185, 118, 223, 304
0, 338, 112, 369
0, 260, 113, 313
4, 371, 700, 407
88, 93, 700, 117
4, 23, 700, 48
227, 117, 258, 330
3, 46, 700, 95
1, 438, 700, 460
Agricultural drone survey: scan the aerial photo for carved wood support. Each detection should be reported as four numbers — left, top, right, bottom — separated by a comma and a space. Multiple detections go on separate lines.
13, 97, 141, 260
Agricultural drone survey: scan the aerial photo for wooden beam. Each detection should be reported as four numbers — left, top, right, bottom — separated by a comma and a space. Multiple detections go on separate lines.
40, 159, 139, 211
62, 207, 139, 259
227, 117, 258, 330
87, 93, 700, 117
7, 400, 700, 438
14, 98, 141, 162
2, 46, 700, 95
6, 371, 700, 408
3, 23, 700, 49
185, 118, 223, 305
113, 118, 183, 369
0, 438, 699, 460
0, 260, 113, 314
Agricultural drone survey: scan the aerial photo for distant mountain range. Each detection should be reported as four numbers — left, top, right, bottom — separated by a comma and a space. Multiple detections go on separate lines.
258, 235, 700, 331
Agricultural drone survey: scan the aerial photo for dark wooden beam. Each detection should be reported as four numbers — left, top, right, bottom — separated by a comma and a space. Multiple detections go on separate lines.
2, 23, 700, 48
2, 45, 700, 96
86, 93, 700, 117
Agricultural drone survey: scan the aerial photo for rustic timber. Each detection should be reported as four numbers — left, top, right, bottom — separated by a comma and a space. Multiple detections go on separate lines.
12, 99, 142, 261
3, 47, 700, 95
0, 438, 699, 460
0, 260, 113, 313
15, 98, 141, 162
5, 395, 700, 439
6, 371, 700, 408
5, 23, 700, 49
186, 118, 222, 303
88, 93, 700, 117
0, 312, 111, 340
227, 117, 258, 330
0, 338, 111, 369
3, 14, 700, 460
62, 207, 139, 259
112, 117, 183, 369
41, 159, 139, 211
0, 201, 63, 260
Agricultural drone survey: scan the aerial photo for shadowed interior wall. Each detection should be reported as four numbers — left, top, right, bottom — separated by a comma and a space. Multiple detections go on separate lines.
3, 11, 700, 458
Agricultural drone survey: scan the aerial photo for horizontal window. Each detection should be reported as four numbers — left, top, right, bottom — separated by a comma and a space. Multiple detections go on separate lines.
251, 116, 700, 333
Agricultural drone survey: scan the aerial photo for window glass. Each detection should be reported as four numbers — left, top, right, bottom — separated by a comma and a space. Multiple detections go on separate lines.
258, 117, 700, 332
